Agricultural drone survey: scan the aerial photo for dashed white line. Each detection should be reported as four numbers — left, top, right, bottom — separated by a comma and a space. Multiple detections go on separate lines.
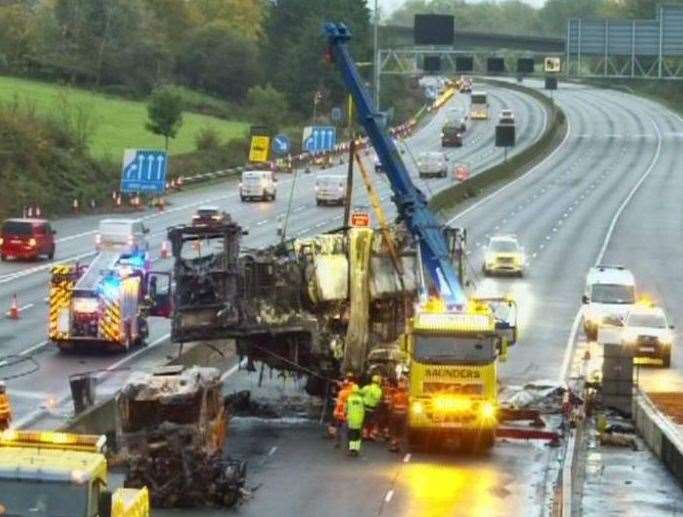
384, 490, 394, 503
268, 446, 278, 456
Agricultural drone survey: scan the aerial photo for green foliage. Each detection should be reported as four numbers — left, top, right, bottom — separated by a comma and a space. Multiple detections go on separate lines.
262, 0, 371, 115
146, 86, 184, 150
195, 126, 222, 151
246, 84, 290, 131
0, 105, 114, 219
177, 22, 260, 101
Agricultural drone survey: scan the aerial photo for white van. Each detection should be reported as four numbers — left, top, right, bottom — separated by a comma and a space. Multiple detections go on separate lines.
582, 265, 635, 340
96, 218, 149, 253
315, 174, 346, 206
240, 170, 277, 202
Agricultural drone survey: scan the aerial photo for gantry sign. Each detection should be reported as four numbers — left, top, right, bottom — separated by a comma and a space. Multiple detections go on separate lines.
566, 5, 683, 79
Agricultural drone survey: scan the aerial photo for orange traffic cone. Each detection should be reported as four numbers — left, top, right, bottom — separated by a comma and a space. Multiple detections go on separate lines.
160, 240, 170, 259
8, 294, 19, 320
73, 198, 79, 213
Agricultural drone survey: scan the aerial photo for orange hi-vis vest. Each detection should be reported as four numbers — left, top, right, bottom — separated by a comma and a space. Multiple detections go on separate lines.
334, 382, 357, 422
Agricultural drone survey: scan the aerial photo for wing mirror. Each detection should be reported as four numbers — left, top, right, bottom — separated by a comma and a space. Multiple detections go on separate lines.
581, 295, 589, 304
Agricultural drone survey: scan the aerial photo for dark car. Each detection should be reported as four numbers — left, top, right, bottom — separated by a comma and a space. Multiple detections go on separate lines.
0, 218, 56, 261
192, 206, 226, 226
441, 124, 463, 147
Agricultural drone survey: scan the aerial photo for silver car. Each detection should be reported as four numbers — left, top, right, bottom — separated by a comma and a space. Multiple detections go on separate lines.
417, 151, 448, 178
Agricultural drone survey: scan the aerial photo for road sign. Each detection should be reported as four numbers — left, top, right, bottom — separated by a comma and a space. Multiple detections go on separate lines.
249, 135, 270, 162
351, 209, 370, 227
120, 149, 167, 193
272, 134, 291, 155
302, 126, 336, 153
545, 57, 561, 73
331, 107, 343, 123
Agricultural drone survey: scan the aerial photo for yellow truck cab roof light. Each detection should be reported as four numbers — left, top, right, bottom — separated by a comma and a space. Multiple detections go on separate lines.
0, 430, 106, 452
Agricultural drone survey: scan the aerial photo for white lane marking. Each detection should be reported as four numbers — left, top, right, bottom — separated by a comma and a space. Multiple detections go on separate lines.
220, 358, 247, 381
560, 117, 662, 383
448, 117, 573, 225
257, 219, 269, 226
595, 118, 662, 264
13, 333, 171, 429
4, 389, 49, 400
384, 490, 394, 503
559, 310, 583, 382
268, 446, 278, 456
21, 340, 48, 356
0, 251, 96, 284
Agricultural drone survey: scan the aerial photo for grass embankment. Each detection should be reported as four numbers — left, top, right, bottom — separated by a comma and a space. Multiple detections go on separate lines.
579, 78, 683, 118
0, 76, 248, 159
430, 80, 567, 215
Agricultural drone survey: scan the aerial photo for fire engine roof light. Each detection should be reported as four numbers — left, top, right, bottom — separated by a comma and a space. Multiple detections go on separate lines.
99, 276, 121, 299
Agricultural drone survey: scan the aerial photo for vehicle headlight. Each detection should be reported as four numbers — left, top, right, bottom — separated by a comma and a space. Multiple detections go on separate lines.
410, 401, 424, 415
485, 252, 495, 264
480, 401, 496, 421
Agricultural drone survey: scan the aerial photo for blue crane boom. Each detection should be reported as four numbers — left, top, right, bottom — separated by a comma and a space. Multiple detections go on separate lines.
324, 22, 467, 308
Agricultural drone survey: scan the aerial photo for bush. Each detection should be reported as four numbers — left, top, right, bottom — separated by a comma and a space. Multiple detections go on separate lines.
195, 126, 221, 151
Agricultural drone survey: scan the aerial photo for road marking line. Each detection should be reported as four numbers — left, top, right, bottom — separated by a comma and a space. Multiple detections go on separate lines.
448, 117, 572, 225
384, 490, 394, 503
220, 358, 247, 381
268, 446, 278, 456
595, 118, 662, 264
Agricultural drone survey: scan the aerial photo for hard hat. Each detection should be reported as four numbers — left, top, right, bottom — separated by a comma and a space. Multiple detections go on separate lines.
372, 374, 381, 384
345, 371, 355, 380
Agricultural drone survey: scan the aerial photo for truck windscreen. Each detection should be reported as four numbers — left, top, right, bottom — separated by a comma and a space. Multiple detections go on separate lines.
414, 335, 495, 365
591, 284, 634, 304
0, 480, 88, 517
471, 94, 487, 104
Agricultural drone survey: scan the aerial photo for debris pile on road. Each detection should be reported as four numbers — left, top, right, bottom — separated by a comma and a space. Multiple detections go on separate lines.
499, 380, 566, 412
116, 365, 247, 508
226, 390, 319, 420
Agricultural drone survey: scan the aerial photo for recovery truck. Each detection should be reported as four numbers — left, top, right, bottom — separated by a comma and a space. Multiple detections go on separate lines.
325, 23, 517, 449
48, 238, 168, 352
0, 429, 149, 516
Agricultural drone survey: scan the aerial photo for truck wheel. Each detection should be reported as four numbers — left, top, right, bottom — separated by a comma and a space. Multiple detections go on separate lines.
662, 351, 671, 368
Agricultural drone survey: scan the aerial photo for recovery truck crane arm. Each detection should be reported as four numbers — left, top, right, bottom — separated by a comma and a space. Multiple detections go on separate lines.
324, 23, 466, 309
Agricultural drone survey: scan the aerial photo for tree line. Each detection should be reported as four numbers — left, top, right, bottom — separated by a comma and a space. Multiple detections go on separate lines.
0, 0, 372, 119
389, 0, 683, 38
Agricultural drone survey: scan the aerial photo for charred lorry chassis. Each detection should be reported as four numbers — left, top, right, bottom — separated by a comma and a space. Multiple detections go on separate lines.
167, 219, 417, 387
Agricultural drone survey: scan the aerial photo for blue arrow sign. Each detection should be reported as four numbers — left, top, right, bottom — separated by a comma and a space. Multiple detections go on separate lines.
302, 126, 336, 153
272, 134, 291, 155
121, 149, 167, 193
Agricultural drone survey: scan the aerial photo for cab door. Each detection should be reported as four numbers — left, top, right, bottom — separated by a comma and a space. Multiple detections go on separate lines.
145, 271, 172, 317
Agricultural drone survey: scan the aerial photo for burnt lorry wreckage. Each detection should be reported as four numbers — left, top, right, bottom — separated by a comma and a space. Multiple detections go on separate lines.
166, 216, 419, 390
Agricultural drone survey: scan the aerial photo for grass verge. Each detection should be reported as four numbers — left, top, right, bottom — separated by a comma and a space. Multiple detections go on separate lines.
0, 75, 248, 159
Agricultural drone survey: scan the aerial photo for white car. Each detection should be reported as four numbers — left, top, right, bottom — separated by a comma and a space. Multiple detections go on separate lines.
417, 151, 448, 178
482, 235, 525, 276
582, 265, 635, 340
622, 306, 674, 367
315, 175, 346, 206
239, 170, 277, 202
95, 219, 149, 253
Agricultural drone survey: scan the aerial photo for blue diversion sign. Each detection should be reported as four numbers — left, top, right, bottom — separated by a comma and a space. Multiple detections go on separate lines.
302, 126, 336, 153
121, 149, 168, 193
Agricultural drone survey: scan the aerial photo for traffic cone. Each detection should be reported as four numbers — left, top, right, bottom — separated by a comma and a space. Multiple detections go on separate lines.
8, 294, 19, 320
27, 206, 33, 217
116, 195, 122, 208
160, 240, 170, 259
73, 198, 79, 213
35, 206, 41, 217
158, 197, 165, 212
